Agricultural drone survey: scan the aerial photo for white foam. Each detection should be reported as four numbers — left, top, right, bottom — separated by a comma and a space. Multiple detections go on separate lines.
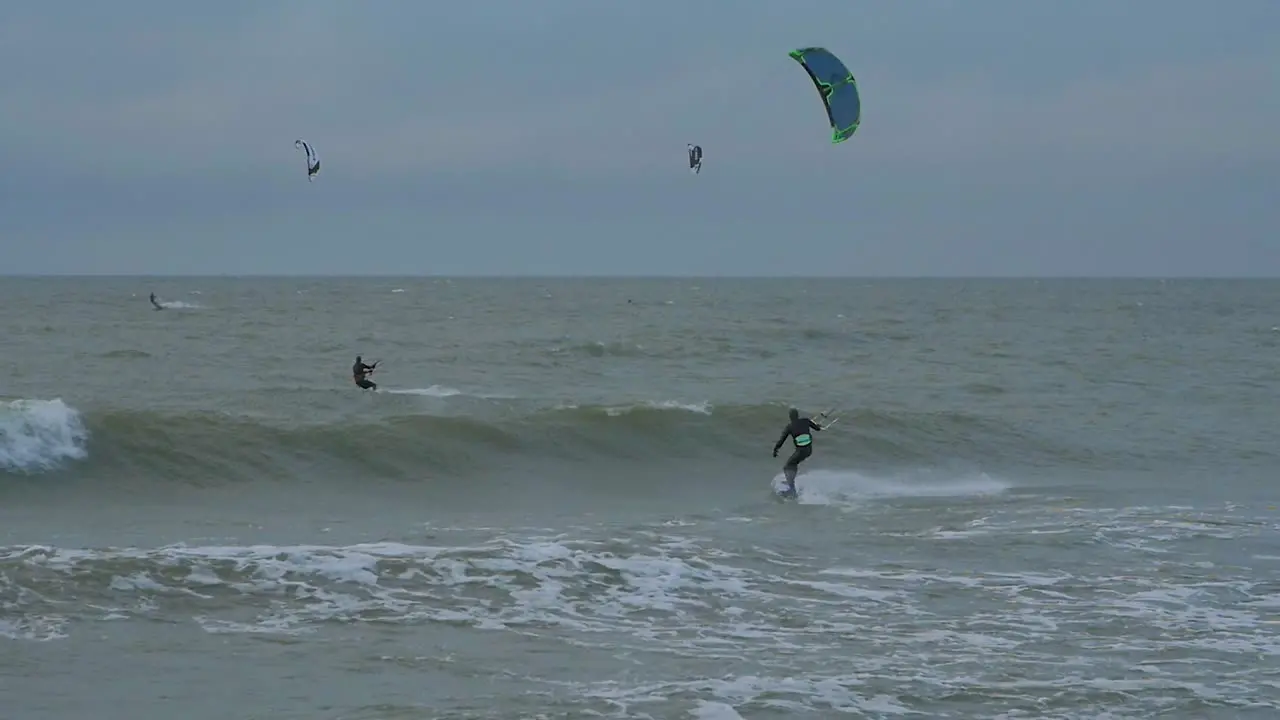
384, 385, 464, 397
0, 615, 66, 642
7, 514, 1278, 714
605, 400, 711, 417
0, 398, 89, 472
772, 468, 1011, 506
383, 385, 516, 399
1, 537, 762, 642
159, 301, 201, 309
691, 700, 745, 719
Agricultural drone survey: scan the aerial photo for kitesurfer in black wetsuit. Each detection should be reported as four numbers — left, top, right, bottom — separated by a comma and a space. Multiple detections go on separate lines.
772, 407, 824, 496
149, 292, 163, 310
352, 356, 378, 390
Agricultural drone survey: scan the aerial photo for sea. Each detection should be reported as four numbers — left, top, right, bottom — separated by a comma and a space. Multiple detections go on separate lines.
2, 277, 1278, 719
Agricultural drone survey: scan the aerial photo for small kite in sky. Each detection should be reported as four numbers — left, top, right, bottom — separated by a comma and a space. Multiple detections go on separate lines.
295, 139, 320, 181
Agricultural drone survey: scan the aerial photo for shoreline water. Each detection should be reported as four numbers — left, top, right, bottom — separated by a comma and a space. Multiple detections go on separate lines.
4, 277, 1278, 718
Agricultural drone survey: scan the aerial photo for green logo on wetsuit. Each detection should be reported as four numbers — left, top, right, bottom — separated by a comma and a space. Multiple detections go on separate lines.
794, 433, 812, 447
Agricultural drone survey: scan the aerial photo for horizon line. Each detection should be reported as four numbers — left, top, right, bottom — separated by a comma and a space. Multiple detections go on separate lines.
2, 274, 1278, 281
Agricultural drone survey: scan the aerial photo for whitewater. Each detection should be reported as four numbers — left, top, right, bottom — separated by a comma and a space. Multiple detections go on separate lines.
3, 277, 1279, 719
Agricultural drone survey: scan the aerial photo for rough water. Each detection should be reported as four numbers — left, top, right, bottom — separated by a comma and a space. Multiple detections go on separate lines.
2, 277, 1278, 719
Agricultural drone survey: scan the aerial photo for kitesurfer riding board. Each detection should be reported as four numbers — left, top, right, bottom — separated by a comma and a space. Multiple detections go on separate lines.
352, 356, 378, 391
771, 408, 838, 499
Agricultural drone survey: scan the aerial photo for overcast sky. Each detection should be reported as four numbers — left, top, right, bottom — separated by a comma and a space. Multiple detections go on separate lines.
1, 0, 1276, 276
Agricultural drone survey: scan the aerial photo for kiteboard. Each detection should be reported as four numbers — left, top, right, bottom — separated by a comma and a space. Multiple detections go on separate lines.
771, 476, 798, 501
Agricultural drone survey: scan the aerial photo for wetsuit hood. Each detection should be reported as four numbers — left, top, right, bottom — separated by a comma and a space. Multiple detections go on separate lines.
789, 408, 800, 421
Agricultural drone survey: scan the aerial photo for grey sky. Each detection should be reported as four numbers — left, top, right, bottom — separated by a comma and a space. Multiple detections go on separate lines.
2, 0, 1276, 276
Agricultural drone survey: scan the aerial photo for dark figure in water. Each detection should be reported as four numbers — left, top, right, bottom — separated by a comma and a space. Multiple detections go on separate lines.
352, 356, 378, 390
772, 407, 824, 497
149, 292, 163, 310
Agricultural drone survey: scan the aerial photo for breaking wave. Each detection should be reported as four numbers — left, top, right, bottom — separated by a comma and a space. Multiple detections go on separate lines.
1, 394, 1095, 487
0, 399, 89, 473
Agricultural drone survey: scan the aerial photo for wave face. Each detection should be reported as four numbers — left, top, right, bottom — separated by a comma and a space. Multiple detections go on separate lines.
2, 394, 1091, 488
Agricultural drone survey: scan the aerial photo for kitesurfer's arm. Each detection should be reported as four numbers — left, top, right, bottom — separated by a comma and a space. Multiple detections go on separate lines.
773, 427, 789, 456
808, 418, 823, 432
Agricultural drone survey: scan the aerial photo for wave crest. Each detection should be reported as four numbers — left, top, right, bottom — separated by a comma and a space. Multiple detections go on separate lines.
5, 396, 1075, 486
0, 399, 89, 473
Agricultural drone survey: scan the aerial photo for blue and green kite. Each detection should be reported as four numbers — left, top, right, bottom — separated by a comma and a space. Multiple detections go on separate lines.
788, 47, 861, 144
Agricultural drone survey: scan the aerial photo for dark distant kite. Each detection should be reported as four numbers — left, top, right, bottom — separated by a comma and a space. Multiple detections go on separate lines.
295, 139, 320, 181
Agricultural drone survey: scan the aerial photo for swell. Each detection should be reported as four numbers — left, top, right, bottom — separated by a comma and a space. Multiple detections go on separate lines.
15, 401, 1089, 486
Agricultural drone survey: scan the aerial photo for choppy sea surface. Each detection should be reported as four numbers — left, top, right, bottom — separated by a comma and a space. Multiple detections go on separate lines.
2, 277, 1279, 719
